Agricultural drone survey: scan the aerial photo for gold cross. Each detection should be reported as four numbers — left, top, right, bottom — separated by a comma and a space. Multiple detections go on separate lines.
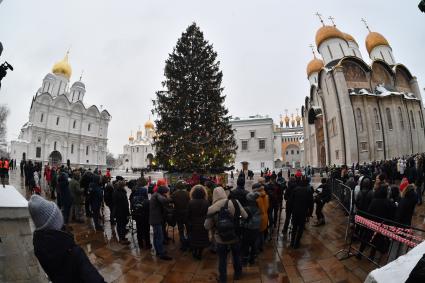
308, 44, 316, 57
328, 16, 336, 26
79, 70, 84, 81
315, 12, 325, 26
361, 18, 371, 32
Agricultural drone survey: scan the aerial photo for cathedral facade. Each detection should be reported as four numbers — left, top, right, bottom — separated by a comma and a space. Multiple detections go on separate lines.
302, 23, 425, 167
10, 53, 111, 168
119, 120, 155, 171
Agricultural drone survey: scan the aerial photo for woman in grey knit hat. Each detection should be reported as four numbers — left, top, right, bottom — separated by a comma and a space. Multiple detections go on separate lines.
28, 195, 105, 283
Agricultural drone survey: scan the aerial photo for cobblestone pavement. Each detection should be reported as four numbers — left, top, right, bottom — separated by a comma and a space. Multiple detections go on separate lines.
8, 169, 425, 283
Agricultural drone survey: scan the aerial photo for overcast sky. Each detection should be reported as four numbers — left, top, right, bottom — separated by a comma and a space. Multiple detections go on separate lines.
1, 0, 424, 155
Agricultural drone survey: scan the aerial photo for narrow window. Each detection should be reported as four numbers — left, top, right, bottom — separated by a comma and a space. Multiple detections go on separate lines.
398, 107, 404, 130
56, 116, 60, 126
327, 45, 333, 59
137, 147, 139, 153
54, 141, 57, 151
418, 111, 424, 128
386, 108, 393, 130
88, 123, 91, 131
356, 108, 364, 132
259, 139, 266, 150
241, 140, 248, 151
40, 113, 44, 123
373, 108, 381, 130
71, 144, 74, 154
336, 150, 339, 159
339, 43, 345, 56
73, 120, 76, 129
36, 147, 41, 158
86, 146, 89, 155
291, 150, 294, 155
410, 111, 415, 128
72, 92, 75, 101
250, 131, 255, 138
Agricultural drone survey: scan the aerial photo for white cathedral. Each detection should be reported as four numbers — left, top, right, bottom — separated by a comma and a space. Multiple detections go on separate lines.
119, 120, 155, 171
302, 19, 425, 167
10, 53, 111, 168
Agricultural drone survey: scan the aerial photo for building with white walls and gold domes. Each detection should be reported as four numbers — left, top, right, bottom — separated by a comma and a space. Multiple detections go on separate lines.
10, 52, 111, 168
302, 19, 425, 167
119, 120, 156, 171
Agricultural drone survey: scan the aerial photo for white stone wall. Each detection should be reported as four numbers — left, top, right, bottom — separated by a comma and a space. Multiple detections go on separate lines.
231, 118, 274, 171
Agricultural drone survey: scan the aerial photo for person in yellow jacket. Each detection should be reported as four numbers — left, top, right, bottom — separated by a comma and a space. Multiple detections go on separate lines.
252, 183, 269, 251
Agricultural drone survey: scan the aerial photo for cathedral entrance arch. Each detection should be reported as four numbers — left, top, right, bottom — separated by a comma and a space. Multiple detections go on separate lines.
146, 153, 154, 166
315, 116, 326, 168
49, 151, 62, 167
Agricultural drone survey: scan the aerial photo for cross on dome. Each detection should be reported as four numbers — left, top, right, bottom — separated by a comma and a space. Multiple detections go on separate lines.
361, 18, 371, 32
328, 16, 336, 27
315, 12, 325, 26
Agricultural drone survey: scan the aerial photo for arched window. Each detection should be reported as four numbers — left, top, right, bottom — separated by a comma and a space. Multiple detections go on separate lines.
356, 108, 364, 132
56, 116, 60, 126
418, 111, 424, 128
86, 146, 89, 155
398, 107, 404, 130
386, 108, 393, 130
410, 110, 416, 129
373, 108, 381, 130
54, 141, 57, 151
71, 144, 74, 154
88, 123, 91, 131
73, 120, 77, 129
40, 113, 44, 123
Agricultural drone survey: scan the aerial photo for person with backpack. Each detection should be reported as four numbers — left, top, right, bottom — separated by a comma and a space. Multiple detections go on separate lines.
130, 178, 151, 249
204, 187, 247, 283
149, 184, 172, 260
113, 180, 130, 245
313, 177, 332, 226
241, 191, 261, 265
171, 180, 190, 250
187, 185, 210, 260
28, 195, 105, 283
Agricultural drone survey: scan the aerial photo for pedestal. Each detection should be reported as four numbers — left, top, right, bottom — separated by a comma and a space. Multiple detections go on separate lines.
0, 185, 46, 282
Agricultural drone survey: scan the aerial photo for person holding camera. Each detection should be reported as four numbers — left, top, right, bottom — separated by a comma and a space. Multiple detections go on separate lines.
149, 183, 172, 260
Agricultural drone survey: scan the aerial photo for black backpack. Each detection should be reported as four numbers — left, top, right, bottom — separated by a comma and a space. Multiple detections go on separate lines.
216, 200, 238, 242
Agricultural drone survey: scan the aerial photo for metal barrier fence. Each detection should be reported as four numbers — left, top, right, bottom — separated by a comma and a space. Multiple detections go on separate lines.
329, 178, 353, 215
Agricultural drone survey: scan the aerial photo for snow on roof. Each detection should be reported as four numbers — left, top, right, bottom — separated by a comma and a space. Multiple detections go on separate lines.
349, 85, 419, 100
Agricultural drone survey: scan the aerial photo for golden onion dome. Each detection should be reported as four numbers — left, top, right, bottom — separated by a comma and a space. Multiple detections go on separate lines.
343, 32, 357, 44
136, 130, 143, 136
306, 57, 324, 77
52, 52, 72, 80
144, 120, 154, 129
365, 31, 390, 54
284, 115, 290, 123
296, 115, 301, 122
315, 25, 345, 48
129, 136, 134, 141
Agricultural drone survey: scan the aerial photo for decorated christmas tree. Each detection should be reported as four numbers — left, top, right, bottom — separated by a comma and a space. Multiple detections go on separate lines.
152, 23, 236, 172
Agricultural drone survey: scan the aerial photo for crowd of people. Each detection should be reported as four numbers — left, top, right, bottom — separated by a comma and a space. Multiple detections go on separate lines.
329, 154, 425, 262
19, 153, 425, 283
20, 161, 336, 283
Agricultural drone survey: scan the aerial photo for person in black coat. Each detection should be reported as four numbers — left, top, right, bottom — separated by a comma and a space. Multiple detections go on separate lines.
80, 170, 93, 217
355, 177, 374, 215
395, 184, 417, 226
230, 177, 249, 207
58, 172, 73, 225
130, 178, 151, 249
281, 175, 297, 236
288, 176, 313, 248
103, 180, 115, 225
113, 180, 130, 244
358, 184, 396, 260
28, 195, 105, 283
187, 185, 210, 260
89, 174, 103, 231
313, 178, 332, 226
171, 180, 190, 249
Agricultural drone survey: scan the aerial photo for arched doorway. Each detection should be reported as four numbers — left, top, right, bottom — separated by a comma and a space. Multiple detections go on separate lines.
49, 151, 62, 167
146, 153, 154, 166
